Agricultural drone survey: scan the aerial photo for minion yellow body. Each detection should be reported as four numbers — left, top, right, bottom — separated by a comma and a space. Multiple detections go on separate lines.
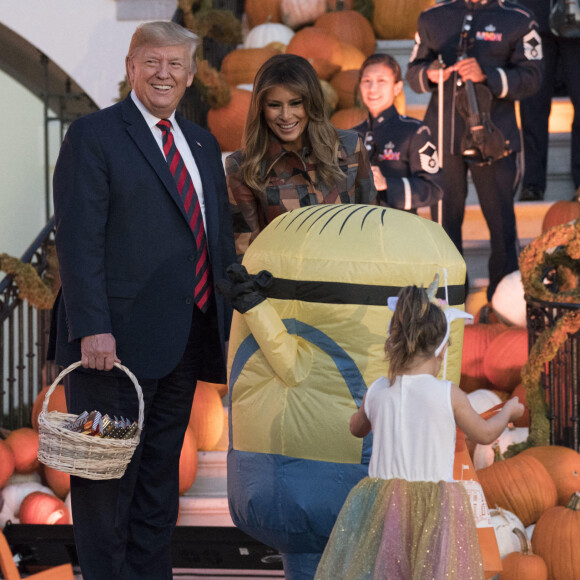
226, 205, 467, 578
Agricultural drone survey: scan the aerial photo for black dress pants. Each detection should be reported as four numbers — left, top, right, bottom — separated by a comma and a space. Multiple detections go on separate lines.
65, 303, 216, 580
441, 152, 520, 301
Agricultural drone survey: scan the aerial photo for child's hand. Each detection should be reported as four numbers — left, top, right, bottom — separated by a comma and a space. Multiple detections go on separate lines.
505, 397, 525, 422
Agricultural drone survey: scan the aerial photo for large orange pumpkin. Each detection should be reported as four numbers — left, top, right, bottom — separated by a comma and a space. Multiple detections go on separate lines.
189, 382, 225, 451
499, 528, 548, 580
286, 27, 343, 69
330, 107, 367, 130
43, 465, 70, 500
5, 428, 40, 474
179, 426, 198, 495
476, 454, 557, 527
482, 327, 528, 392
521, 445, 580, 506
245, 0, 282, 28
220, 46, 280, 87
31, 383, 67, 431
460, 323, 507, 393
315, 9, 376, 57
373, 0, 436, 40
19, 491, 69, 525
0, 439, 15, 488
541, 200, 580, 232
207, 88, 252, 152
531, 492, 580, 580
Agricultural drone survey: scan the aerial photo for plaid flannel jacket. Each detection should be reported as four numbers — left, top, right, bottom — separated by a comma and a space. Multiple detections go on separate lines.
226, 129, 377, 257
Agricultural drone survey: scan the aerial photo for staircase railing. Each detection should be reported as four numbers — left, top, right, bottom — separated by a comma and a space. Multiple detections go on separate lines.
0, 217, 58, 431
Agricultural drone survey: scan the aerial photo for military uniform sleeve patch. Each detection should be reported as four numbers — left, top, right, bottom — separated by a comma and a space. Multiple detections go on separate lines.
419, 141, 440, 174
523, 29, 542, 60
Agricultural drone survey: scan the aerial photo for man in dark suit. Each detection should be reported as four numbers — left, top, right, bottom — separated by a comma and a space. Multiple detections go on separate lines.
48, 21, 235, 580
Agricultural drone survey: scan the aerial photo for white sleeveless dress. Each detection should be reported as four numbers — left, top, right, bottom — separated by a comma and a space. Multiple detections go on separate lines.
315, 374, 484, 580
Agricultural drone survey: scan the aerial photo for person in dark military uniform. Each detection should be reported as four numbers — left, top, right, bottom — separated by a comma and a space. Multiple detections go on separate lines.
353, 54, 443, 213
517, 0, 580, 201
406, 0, 542, 301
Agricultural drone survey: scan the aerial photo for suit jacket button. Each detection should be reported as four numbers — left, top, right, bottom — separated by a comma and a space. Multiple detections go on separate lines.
185, 297, 192, 305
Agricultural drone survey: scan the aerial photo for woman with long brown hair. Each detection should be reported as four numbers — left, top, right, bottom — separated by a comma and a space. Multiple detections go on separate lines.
226, 53, 377, 256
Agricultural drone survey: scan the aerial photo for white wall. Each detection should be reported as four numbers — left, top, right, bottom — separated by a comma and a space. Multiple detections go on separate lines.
0, 69, 47, 257
0, 0, 147, 109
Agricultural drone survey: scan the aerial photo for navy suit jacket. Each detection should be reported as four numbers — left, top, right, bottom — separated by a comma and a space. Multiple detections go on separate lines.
48, 95, 235, 381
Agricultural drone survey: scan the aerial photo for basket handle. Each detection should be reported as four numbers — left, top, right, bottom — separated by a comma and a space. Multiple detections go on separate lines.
41, 361, 145, 431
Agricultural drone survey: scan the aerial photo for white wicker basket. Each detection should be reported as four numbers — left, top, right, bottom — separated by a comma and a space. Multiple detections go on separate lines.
37, 361, 144, 480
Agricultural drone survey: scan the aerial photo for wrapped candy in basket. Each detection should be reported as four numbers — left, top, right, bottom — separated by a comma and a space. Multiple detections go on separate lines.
37, 361, 144, 480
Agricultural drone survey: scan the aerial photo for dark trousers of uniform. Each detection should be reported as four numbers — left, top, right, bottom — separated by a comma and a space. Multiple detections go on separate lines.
442, 152, 519, 301
520, 33, 580, 190
64, 302, 217, 580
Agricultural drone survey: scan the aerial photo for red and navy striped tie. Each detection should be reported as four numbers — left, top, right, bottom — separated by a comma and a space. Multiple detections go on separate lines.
157, 119, 211, 312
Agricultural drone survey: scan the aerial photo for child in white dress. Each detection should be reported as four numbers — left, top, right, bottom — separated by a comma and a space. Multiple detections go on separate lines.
315, 284, 524, 580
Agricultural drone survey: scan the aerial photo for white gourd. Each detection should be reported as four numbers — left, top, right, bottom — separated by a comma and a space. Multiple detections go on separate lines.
281, 0, 326, 29
244, 22, 295, 48
467, 389, 503, 415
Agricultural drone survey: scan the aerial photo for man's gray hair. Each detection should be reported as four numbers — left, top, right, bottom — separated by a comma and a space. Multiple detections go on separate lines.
128, 21, 200, 72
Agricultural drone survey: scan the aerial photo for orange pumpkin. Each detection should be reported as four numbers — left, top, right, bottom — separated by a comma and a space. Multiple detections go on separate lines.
19, 491, 69, 525
330, 70, 360, 109
43, 465, 70, 500
315, 9, 376, 57
207, 88, 252, 152
245, 0, 282, 28
541, 200, 580, 232
189, 382, 225, 451
286, 27, 343, 69
482, 327, 528, 392
31, 383, 67, 431
373, 0, 435, 40
476, 453, 557, 527
531, 492, 580, 580
330, 107, 367, 130
5, 428, 40, 474
179, 426, 198, 495
0, 439, 15, 488
306, 58, 341, 81
338, 43, 366, 72
520, 446, 580, 506
460, 323, 507, 393
499, 528, 548, 580
220, 46, 280, 86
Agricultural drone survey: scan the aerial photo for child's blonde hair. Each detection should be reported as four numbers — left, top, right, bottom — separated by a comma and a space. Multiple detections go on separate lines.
385, 285, 447, 382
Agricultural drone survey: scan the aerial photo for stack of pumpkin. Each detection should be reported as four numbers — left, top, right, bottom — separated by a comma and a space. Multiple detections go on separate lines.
459, 200, 580, 578
476, 446, 580, 579
207, 0, 381, 151
0, 376, 228, 529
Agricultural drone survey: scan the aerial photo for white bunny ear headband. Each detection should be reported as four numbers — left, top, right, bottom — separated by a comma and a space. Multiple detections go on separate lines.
387, 273, 473, 369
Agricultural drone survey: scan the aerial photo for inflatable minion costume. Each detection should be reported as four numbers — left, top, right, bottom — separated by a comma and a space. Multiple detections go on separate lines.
218, 205, 468, 579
